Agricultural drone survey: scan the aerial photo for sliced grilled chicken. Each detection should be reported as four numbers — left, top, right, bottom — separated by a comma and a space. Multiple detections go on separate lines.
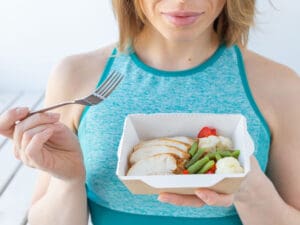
127, 154, 177, 176
133, 138, 190, 152
130, 145, 190, 164
166, 136, 195, 146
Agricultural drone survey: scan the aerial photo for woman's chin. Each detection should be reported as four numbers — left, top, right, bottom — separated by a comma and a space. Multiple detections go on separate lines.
162, 32, 201, 43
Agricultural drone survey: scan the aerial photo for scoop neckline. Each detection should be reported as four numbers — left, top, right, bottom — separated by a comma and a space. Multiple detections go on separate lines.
130, 44, 226, 77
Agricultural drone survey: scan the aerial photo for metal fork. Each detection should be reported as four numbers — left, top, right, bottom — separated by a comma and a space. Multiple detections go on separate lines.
29, 71, 123, 116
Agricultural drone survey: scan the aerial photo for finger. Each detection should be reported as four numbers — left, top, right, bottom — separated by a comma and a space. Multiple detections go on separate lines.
0, 107, 29, 138
195, 189, 234, 207
13, 144, 20, 160
158, 193, 205, 207
19, 148, 30, 166
18, 124, 56, 166
250, 155, 260, 170
24, 128, 54, 169
14, 112, 60, 150
21, 124, 57, 150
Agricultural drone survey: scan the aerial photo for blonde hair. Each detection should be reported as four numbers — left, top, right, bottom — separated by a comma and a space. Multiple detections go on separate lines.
112, 0, 255, 52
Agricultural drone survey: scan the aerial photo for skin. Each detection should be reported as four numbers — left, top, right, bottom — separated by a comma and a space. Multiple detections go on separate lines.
0, 0, 299, 224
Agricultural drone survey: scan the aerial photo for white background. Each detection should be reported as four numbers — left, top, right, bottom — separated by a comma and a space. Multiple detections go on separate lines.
0, 0, 299, 91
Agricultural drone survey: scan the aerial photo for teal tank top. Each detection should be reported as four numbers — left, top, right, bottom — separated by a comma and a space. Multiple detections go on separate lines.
78, 44, 271, 225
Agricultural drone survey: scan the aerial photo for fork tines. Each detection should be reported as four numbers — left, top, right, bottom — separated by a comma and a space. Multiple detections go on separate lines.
94, 71, 123, 98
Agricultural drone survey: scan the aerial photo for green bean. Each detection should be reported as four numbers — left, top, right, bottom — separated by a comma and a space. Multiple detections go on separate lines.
218, 150, 232, 157
185, 148, 205, 168
197, 160, 215, 174
231, 150, 240, 159
206, 152, 216, 160
187, 156, 209, 174
188, 141, 198, 157
215, 153, 222, 161
206, 152, 223, 160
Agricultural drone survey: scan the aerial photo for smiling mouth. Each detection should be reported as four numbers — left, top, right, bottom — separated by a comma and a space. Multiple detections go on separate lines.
161, 11, 205, 27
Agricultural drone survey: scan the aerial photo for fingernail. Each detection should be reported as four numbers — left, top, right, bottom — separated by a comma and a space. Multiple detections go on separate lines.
16, 107, 28, 115
158, 196, 169, 202
196, 191, 207, 201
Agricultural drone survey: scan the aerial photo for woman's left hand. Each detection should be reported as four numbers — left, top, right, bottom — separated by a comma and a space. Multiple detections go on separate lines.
158, 188, 234, 207
158, 156, 265, 208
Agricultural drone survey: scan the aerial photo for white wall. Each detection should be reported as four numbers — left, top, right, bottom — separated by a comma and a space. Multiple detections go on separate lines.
0, 0, 299, 92
249, 0, 300, 73
0, 0, 117, 91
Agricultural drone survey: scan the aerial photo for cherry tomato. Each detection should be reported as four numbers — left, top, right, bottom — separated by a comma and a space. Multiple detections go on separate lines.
182, 169, 189, 174
206, 164, 216, 174
197, 127, 217, 138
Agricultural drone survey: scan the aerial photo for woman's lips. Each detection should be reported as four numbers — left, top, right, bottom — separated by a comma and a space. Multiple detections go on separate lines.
161, 11, 204, 27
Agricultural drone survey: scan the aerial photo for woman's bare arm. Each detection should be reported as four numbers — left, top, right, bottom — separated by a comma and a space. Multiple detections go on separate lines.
27, 56, 89, 225
233, 51, 300, 225
27, 46, 114, 225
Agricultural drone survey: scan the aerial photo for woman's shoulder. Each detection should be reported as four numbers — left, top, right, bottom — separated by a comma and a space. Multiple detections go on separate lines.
241, 48, 298, 81
44, 43, 116, 130
241, 48, 300, 100
241, 48, 300, 131
47, 44, 116, 99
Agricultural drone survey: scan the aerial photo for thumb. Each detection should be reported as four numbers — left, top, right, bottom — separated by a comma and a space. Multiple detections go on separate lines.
0, 107, 30, 138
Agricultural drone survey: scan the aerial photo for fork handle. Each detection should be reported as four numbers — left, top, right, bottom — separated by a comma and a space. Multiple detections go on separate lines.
28, 100, 75, 116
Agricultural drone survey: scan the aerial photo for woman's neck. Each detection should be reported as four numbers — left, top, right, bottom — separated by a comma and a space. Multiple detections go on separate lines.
134, 25, 220, 71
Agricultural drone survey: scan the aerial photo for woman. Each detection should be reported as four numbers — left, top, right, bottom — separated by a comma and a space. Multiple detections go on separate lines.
0, 0, 299, 224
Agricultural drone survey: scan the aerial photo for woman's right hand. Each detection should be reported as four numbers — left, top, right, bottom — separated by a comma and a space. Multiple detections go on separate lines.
0, 107, 85, 183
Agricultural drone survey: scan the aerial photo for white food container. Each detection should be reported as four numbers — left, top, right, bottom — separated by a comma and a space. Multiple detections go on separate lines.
116, 113, 254, 194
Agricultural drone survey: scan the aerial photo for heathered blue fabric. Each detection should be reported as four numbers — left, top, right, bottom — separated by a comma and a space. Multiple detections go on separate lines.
77, 44, 270, 224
